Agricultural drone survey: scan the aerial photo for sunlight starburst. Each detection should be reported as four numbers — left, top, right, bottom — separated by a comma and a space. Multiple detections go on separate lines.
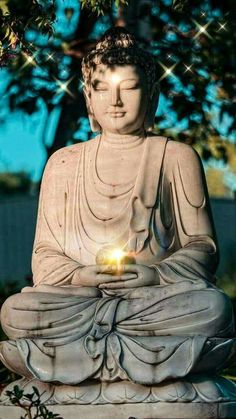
217, 22, 227, 32
46, 52, 55, 61
184, 63, 193, 73
79, 79, 85, 91
54, 76, 75, 98
193, 19, 212, 40
20, 52, 38, 71
158, 61, 177, 82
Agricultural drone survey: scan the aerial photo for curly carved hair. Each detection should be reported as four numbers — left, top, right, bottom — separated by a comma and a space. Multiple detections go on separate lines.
82, 27, 158, 92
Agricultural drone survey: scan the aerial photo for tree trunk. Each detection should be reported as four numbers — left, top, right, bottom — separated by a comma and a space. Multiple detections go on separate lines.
43, 6, 99, 165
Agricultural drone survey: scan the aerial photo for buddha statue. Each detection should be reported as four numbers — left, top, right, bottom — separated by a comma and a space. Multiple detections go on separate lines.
0, 27, 236, 413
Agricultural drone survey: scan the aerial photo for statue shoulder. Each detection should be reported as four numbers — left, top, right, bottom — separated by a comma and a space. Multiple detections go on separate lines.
44, 136, 99, 175
46, 143, 84, 170
165, 139, 201, 164
147, 135, 201, 169
165, 140, 206, 207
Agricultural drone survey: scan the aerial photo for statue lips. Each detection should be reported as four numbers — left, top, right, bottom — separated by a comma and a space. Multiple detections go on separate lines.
107, 112, 126, 118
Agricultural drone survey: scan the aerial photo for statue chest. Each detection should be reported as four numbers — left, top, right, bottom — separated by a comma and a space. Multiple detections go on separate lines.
64, 137, 173, 264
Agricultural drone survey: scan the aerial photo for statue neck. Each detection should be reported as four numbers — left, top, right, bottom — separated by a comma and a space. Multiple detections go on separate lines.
95, 129, 147, 186
101, 129, 146, 149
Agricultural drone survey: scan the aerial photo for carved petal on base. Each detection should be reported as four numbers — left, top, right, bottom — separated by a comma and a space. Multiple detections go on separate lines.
101, 381, 150, 404
191, 375, 236, 402
53, 381, 101, 405
151, 380, 197, 402
1, 376, 236, 406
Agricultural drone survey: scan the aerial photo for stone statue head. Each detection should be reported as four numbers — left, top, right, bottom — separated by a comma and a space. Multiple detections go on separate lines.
82, 27, 159, 133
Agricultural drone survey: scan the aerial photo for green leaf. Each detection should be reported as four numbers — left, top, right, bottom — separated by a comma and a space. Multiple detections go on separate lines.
0, 0, 9, 15
32, 386, 40, 397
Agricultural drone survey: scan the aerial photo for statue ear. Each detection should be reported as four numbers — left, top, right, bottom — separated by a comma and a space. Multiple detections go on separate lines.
83, 88, 101, 133
144, 82, 160, 132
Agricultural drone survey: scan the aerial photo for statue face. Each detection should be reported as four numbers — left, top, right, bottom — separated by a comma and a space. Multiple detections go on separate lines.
89, 64, 149, 135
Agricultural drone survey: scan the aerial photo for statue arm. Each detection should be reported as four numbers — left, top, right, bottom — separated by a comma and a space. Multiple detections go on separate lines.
153, 142, 219, 286
32, 149, 83, 287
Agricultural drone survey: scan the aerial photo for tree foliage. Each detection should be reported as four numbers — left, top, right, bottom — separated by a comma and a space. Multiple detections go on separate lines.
5, 385, 63, 419
0, 0, 235, 179
80, 0, 128, 15
0, 0, 56, 65
0, 172, 32, 194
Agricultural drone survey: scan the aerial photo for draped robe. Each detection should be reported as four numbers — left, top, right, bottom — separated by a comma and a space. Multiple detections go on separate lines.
1, 135, 235, 384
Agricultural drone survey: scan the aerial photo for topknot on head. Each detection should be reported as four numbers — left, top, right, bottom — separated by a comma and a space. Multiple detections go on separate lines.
95, 27, 136, 50
82, 27, 158, 93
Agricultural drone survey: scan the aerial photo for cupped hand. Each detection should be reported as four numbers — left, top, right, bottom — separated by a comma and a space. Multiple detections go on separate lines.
71, 265, 137, 288
98, 264, 159, 289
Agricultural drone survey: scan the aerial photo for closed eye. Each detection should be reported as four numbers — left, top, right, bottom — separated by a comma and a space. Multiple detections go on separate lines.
92, 81, 108, 91
94, 87, 108, 91
121, 83, 141, 90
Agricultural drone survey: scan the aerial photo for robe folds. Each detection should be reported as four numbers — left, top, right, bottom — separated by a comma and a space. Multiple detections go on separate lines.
1, 135, 235, 384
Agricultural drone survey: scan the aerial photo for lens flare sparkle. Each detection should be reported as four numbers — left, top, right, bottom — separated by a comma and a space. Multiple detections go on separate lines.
193, 19, 212, 40
184, 64, 194, 73
217, 22, 227, 32
158, 61, 178, 81
20, 52, 38, 70
54, 76, 75, 98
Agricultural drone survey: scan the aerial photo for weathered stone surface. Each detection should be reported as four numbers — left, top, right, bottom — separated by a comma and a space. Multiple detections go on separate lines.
0, 402, 236, 419
0, 27, 235, 418
1, 377, 236, 406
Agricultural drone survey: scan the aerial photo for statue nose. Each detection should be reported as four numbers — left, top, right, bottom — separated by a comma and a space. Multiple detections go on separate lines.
111, 87, 122, 106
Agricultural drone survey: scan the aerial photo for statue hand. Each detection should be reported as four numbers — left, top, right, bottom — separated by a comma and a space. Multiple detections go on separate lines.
98, 264, 159, 289
72, 265, 137, 287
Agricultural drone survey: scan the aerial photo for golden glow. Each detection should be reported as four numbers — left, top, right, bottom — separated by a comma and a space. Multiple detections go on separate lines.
158, 61, 177, 81
27, 56, 34, 63
20, 52, 37, 71
110, 73, 121, 84
193, 19, 212, 40
111, 249, 125, 262
108, 248, 126, 272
